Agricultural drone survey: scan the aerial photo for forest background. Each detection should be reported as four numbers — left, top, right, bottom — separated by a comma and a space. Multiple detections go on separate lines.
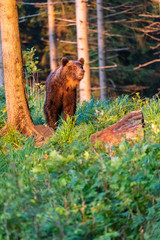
15, 0, 160, 98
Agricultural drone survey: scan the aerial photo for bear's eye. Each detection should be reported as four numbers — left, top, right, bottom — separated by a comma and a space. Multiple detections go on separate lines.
77, 63, 83, 69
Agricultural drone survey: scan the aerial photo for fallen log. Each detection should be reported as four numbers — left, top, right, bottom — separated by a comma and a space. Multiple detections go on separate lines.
91, 110, 144, 147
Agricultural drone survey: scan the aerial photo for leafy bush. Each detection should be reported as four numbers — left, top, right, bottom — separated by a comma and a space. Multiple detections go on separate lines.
23, 47, 41, 79
0, 89, 160, 239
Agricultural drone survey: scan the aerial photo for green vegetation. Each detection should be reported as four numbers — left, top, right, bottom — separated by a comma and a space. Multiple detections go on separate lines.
0, 87, 160, 240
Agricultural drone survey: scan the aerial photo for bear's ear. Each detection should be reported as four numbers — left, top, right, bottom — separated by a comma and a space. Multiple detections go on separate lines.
78, 58, 84, 66
61, 57, 69, 66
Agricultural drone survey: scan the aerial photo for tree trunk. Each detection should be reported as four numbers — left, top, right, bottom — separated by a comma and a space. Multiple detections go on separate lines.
0, 0, 53, 141
48, 0, 57, 72
0, 29, 4, 87
97, 0, 107, 100
76, 0, 91, 102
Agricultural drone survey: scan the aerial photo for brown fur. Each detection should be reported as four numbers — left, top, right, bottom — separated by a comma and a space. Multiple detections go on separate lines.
44, 57, 85, 128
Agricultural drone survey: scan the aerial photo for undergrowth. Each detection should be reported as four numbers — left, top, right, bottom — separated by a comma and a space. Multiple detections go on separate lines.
0, 87, 160, 240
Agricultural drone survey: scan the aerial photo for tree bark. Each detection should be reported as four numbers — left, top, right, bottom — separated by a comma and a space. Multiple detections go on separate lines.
76, 0, 91, 102
0, 0, 53, 142
0, 29, 4, 87
97, 0, 107, 100
48, 0, 57, 72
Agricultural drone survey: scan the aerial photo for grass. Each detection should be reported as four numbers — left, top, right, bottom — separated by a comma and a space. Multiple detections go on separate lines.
0, 86, 160, 240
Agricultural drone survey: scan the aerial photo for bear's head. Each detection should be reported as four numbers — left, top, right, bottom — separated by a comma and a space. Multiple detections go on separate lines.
61, 57, 85, 89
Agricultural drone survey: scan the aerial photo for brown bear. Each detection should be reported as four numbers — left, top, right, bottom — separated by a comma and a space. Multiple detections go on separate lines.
44, 57, 85, 128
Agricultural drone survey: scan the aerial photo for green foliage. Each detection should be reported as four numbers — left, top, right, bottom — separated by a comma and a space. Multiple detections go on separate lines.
54, 115, 77, 145
0, 89, 160, 239
0, 87, 7, 128
26, 84, 46, 125
23, 47, 41, 79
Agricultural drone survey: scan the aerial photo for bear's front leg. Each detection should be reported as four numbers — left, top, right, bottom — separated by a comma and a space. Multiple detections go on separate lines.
44, 103, 62, 129
62, 89, 76, 121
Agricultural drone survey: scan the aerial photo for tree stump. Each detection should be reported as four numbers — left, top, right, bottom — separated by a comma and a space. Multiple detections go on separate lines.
35, 125, 54, 139
91, 110, 144, 147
